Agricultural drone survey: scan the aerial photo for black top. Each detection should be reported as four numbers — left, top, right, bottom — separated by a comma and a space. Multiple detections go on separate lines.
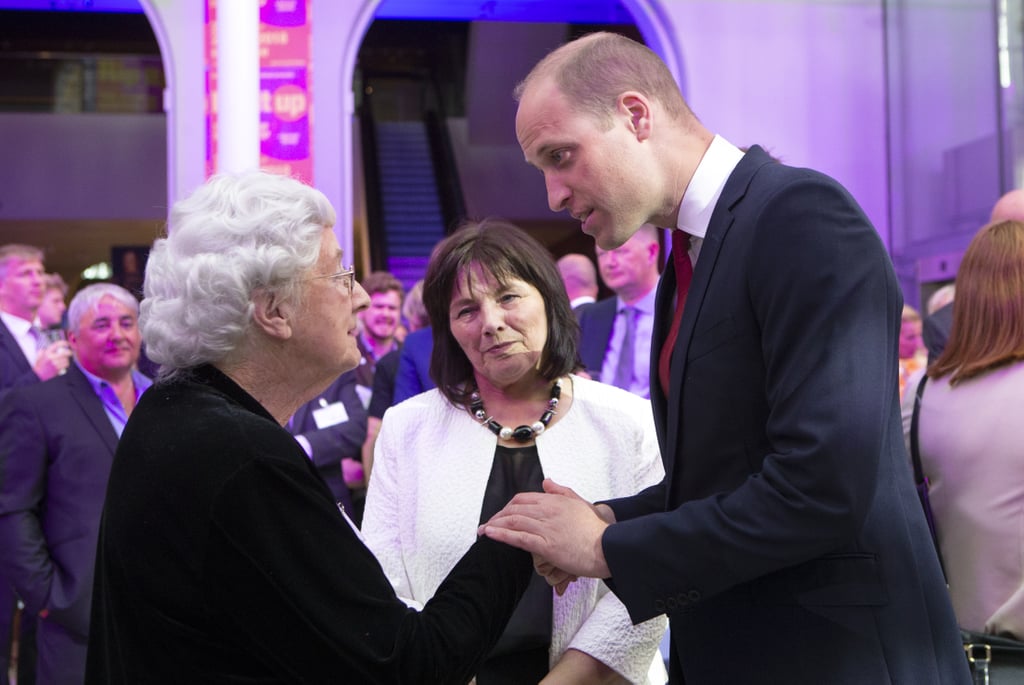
475, 444, 552, 684
86, 364, 533, 684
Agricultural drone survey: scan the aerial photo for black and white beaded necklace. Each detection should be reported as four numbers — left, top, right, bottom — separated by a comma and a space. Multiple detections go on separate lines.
468, 379, 562, 443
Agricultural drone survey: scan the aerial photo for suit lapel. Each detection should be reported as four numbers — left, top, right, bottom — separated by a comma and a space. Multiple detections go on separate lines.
580, 298, 616, 374
0, 320, 33, 373
659, 146, 774, 489
589, 300, 616, 371
650, 264, 675, 447
66, 365, 121, 455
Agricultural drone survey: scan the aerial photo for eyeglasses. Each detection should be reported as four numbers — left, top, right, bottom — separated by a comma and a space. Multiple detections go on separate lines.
304, 266, 355, 295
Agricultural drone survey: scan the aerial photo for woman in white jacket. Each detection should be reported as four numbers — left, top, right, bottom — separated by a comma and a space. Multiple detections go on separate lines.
363, 220, 666, 684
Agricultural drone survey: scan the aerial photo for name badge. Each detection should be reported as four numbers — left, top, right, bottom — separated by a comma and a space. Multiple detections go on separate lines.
312, 401, 350, 429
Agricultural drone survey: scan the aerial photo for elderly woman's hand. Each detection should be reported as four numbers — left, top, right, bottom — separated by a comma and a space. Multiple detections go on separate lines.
533, 554, 578, 596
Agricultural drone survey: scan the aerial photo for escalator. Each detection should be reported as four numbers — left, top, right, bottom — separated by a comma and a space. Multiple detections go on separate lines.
359, 73, 466, 289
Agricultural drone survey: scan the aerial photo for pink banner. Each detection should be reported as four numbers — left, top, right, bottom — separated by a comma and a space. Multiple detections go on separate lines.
205, 0, 314, 182
259, 0, 313, 182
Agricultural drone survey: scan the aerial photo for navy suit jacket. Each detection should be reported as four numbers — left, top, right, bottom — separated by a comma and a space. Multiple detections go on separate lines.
392, 327, 435, 405
288, 369, 367, 511
0, 317, 37, 398
0, 317, 39, 682
575, 297, 616, 378
602, 146, 969, 683
0, 364, 118, 643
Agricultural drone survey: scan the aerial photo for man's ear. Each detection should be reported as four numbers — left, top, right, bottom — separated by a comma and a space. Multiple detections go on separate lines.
66, 328, 80, 354
251, 288, 293, 341
620, 92, 652, 141
647, 239, 661, 263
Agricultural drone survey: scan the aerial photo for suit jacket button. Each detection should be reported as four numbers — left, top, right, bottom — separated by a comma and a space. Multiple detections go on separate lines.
678, 593, 689, 607
688, 590, 701, 602
666, 597, 678, 610
654, 600, 666, 612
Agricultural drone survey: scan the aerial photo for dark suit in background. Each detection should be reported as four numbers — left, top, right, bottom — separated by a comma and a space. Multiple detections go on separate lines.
602, 146, 968, 683
923, 301, 953, 364
0, 364, 118, 684
0, 318, 37, 399
575, 298, 615, 378
287, 369, 367, 514
0, 317, 38, 685
392, 327, 435, 404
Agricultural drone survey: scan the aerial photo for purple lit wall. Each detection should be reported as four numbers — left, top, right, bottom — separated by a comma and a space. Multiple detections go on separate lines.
0, 113, 166, 219
667, 2, 889, 245
0, 0, 1008, 304
886, 1, 1002, 266
448, 4, 891, 250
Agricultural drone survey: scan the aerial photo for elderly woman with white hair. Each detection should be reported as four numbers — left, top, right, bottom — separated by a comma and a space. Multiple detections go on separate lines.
85, 171, 533, 684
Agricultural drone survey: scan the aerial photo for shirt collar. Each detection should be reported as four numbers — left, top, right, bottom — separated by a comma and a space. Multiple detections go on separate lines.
0, 310, 33, 337
677, 135, 745, 239
76, 359, 153, 399
618, 285, 658, 316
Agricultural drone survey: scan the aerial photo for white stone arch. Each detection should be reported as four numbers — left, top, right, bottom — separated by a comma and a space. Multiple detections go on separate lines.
136, 0, 207, 212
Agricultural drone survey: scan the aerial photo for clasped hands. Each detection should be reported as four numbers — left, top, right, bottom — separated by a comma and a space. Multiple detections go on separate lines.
479, 478, 615, 595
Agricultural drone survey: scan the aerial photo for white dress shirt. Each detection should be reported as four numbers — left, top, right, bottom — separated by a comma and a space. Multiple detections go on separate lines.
0, 310, 40, 366
676, 134, 745, 262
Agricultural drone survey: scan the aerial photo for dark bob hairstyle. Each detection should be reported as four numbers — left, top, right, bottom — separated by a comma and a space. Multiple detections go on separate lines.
423, 218, 580, 406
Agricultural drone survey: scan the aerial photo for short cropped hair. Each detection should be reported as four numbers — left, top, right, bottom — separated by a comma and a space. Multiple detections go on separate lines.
901, 304, 921, 324
361, 271, 404, 299
141, 171, 336, 379
556, 254, 598, 294
402, 279, 428, 331
515, 31, 691, 129
43, 273, 69, 295
926, 283, 955, 315
423, 219, 579, 406
67, 283, 139, 334
0, 244, 44, 281
930, 220, 1024, 385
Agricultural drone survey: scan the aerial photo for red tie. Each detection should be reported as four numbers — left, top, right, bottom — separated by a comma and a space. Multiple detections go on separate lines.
658, 231, 693, 395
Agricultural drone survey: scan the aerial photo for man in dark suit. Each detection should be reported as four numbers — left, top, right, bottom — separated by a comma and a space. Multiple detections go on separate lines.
392, 326, 434, 405
923, 300, 954, 364
0, 283, 150, 684
577, 224, 661, 397
287, 369, 367, 516
483, 32, 969, 683
0, 245, 71, 397
0, 244, 73, 685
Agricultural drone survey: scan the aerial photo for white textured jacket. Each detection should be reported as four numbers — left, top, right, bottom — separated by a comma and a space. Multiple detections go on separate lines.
363, 375, 667, 684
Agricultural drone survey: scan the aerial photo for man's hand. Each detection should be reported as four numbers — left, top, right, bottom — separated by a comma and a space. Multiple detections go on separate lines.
34, 340, 71, 380
341, 457, 364, 487
480, 479, 613, 580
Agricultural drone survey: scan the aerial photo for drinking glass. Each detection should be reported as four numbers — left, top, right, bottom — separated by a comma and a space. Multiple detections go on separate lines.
42, 327, 69, 375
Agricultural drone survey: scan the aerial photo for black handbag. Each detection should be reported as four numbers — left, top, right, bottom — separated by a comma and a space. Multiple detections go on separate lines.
910, 375, 1024, 683
961, 629, 1024, 684
909, 375, 943, 577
